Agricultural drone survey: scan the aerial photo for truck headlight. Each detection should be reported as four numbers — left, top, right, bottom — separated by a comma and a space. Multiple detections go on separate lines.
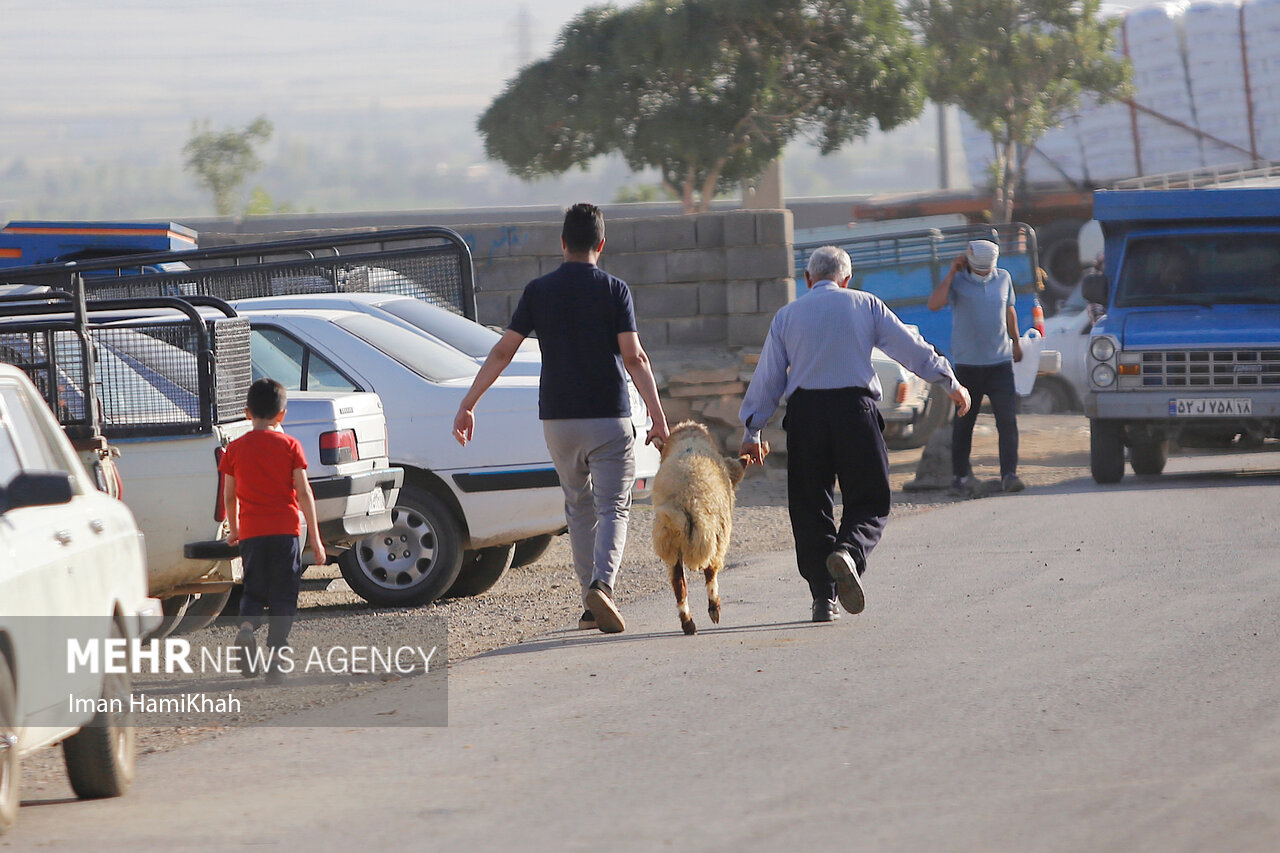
1092, 364, 1116, 387
1090, 337, 1116, 362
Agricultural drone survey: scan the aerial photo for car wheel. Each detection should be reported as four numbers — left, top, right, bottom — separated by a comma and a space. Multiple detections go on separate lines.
445, 545, 515, 598
1020, 377, 1071, 415
151, 594, 192, 639
340, 485, 464, 607
1090, 419, 1126, 484
1036, 218, 1085, 305
511, 533, 555, 569
62, 621, 136, 800
0, 654, 18, 836
174, 588, 233, 635
885, 384, 952, 450
1129, 437, 1169, 476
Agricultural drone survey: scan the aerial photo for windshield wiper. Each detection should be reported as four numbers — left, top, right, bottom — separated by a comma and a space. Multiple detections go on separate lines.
1211, 294, 1280, 305
1121, 295, 1214, 308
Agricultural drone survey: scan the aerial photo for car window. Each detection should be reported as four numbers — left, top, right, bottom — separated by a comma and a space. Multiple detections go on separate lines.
376, 299, 501, 359
334, 314, 479, 382
250, 326, 359, 393
0, 392, 25, 484
0, 383, 62, 474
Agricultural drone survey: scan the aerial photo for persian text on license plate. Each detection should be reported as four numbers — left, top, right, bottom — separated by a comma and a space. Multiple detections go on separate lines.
1168, 397, 1253, 417
367, 487, 387, 515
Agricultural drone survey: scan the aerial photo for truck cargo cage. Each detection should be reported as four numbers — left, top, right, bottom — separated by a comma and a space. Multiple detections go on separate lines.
0, 289, 251, 438
794, 222, 1041, 308
0, 226, 478, 321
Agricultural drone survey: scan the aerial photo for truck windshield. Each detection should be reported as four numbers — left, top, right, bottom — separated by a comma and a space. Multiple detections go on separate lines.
1116, 235, 1280, 307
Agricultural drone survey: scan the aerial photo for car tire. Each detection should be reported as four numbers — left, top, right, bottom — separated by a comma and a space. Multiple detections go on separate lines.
0, 654, 18, 836
445, 545, 515, 598
62, 621, 136, 800
174, 588, 233, 635
1128, 437, 1169, 476
886, 384, 952, 450
1036, 218, 1086, 306
511, 533, 555, 569
151, 594, 192, 639
1090, 419, 1126, 484
1020, 376, 1074, 415
340, 485, 465, 607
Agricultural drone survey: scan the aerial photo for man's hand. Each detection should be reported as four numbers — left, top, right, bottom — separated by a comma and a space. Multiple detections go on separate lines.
1011, 337, 1024, 363
739, 439, 769, 466
950, 254, 968, 274
646, 420, 670, 450
949, 386, 972, 418
453, 407, 475, 446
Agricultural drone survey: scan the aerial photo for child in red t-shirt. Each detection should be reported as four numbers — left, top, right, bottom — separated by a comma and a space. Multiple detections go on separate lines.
220, 379, 326, 684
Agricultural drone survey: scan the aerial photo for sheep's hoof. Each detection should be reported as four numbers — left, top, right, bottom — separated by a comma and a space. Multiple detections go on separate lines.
708, 603, 720, 624
681, 619, 697, 635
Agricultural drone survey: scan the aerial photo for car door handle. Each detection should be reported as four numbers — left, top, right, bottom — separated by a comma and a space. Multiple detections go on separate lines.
89, 519, 105, 534
55, 529, 73, 545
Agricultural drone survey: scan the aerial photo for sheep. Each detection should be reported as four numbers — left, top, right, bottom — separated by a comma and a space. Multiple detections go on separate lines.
651, 421, 758, 635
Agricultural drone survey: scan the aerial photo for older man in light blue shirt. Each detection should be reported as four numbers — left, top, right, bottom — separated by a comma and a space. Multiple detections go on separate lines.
739, 245, 970, 622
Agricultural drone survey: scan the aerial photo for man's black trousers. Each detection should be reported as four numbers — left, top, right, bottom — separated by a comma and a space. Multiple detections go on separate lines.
784, 387, 889, 603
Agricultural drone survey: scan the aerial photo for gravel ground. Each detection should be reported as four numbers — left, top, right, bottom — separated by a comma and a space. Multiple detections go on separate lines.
19, 413, 1091, 796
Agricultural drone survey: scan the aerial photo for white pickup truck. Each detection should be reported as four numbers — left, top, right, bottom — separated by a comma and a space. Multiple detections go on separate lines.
0, 291, 402, 634
0, 363, 160, 835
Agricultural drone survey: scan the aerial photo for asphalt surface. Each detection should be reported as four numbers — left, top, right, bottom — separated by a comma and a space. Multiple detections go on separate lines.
8, 450, 1280, 852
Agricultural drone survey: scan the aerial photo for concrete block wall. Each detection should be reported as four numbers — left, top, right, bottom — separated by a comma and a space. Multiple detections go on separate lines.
456, 209, 795, 350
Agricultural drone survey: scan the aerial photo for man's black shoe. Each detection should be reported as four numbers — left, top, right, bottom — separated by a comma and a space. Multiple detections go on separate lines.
812, 598, 841, 622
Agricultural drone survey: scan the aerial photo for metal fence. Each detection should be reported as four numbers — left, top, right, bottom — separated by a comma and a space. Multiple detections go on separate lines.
0, 226, 477, 320
0, 297, 251, 438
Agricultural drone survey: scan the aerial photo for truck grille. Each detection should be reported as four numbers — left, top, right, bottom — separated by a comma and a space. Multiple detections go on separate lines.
1135, 349, 1280, 387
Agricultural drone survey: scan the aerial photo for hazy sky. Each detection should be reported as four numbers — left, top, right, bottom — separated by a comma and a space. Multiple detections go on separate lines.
2, 1, 609, 122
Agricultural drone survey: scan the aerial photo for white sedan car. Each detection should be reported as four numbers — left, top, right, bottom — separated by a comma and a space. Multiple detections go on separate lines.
0, 364, 160, 834
234, 291, 543, 375
235, 306, 660, 607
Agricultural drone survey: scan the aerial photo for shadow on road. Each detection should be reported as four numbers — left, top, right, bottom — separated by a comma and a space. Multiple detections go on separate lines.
477, 618, 836, 660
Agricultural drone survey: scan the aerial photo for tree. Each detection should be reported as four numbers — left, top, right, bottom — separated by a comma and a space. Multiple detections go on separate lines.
478, 0, 925, 213
183, 115, 274, 216
908, 0, 1130, 223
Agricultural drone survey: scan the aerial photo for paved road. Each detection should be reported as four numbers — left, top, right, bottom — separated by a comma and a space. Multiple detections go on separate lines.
10, 452, 1280, 851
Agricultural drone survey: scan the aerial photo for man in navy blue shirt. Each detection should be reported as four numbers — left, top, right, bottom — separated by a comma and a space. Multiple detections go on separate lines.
739, 246, 970, 622
453, 203, 669, 634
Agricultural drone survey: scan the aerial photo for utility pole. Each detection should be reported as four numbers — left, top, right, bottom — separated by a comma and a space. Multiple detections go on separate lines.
937, 103, 952, 189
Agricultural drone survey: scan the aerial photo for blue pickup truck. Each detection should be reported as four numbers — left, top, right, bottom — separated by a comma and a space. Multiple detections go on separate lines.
1082, 187, 1280, 483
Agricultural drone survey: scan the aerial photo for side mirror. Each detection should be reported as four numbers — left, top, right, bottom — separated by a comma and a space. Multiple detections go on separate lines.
1081, 272, 1109, 306
1, 470, 75, 513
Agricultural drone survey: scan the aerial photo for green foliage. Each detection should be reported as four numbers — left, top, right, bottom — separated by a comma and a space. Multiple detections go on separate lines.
908, 0, 1131, 222
478, 0, 925, 212
183, 115, 274, 216
245, 187, 296, 216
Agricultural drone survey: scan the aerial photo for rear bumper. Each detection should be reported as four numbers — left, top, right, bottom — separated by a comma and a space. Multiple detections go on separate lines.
312, 467, 404, 545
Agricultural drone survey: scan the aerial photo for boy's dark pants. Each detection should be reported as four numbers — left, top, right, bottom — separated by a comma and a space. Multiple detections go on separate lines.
238, 534, 303, 649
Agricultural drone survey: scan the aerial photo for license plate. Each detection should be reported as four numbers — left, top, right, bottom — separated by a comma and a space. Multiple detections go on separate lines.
1168, 397, 1253, 417
367, 487, 387, 515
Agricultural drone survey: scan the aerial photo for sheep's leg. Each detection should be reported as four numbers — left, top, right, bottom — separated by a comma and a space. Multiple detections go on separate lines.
705, 566, 721, 624
671, 559, 695, 635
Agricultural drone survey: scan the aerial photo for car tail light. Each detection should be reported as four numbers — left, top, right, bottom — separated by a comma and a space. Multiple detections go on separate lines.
896, 381, 909, 404
320, 429, 359, 465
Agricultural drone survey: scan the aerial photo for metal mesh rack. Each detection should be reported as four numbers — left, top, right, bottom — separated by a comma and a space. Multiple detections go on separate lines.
0, 226, 476, 320
0, 300, 251, 438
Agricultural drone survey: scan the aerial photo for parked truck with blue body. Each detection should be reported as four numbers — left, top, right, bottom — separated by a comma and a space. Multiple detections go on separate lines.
1082, 187, 1280, 483
794, 222, 1047, 447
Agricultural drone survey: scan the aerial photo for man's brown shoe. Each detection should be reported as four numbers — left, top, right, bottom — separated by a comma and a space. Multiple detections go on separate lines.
585, 582, 625, 633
